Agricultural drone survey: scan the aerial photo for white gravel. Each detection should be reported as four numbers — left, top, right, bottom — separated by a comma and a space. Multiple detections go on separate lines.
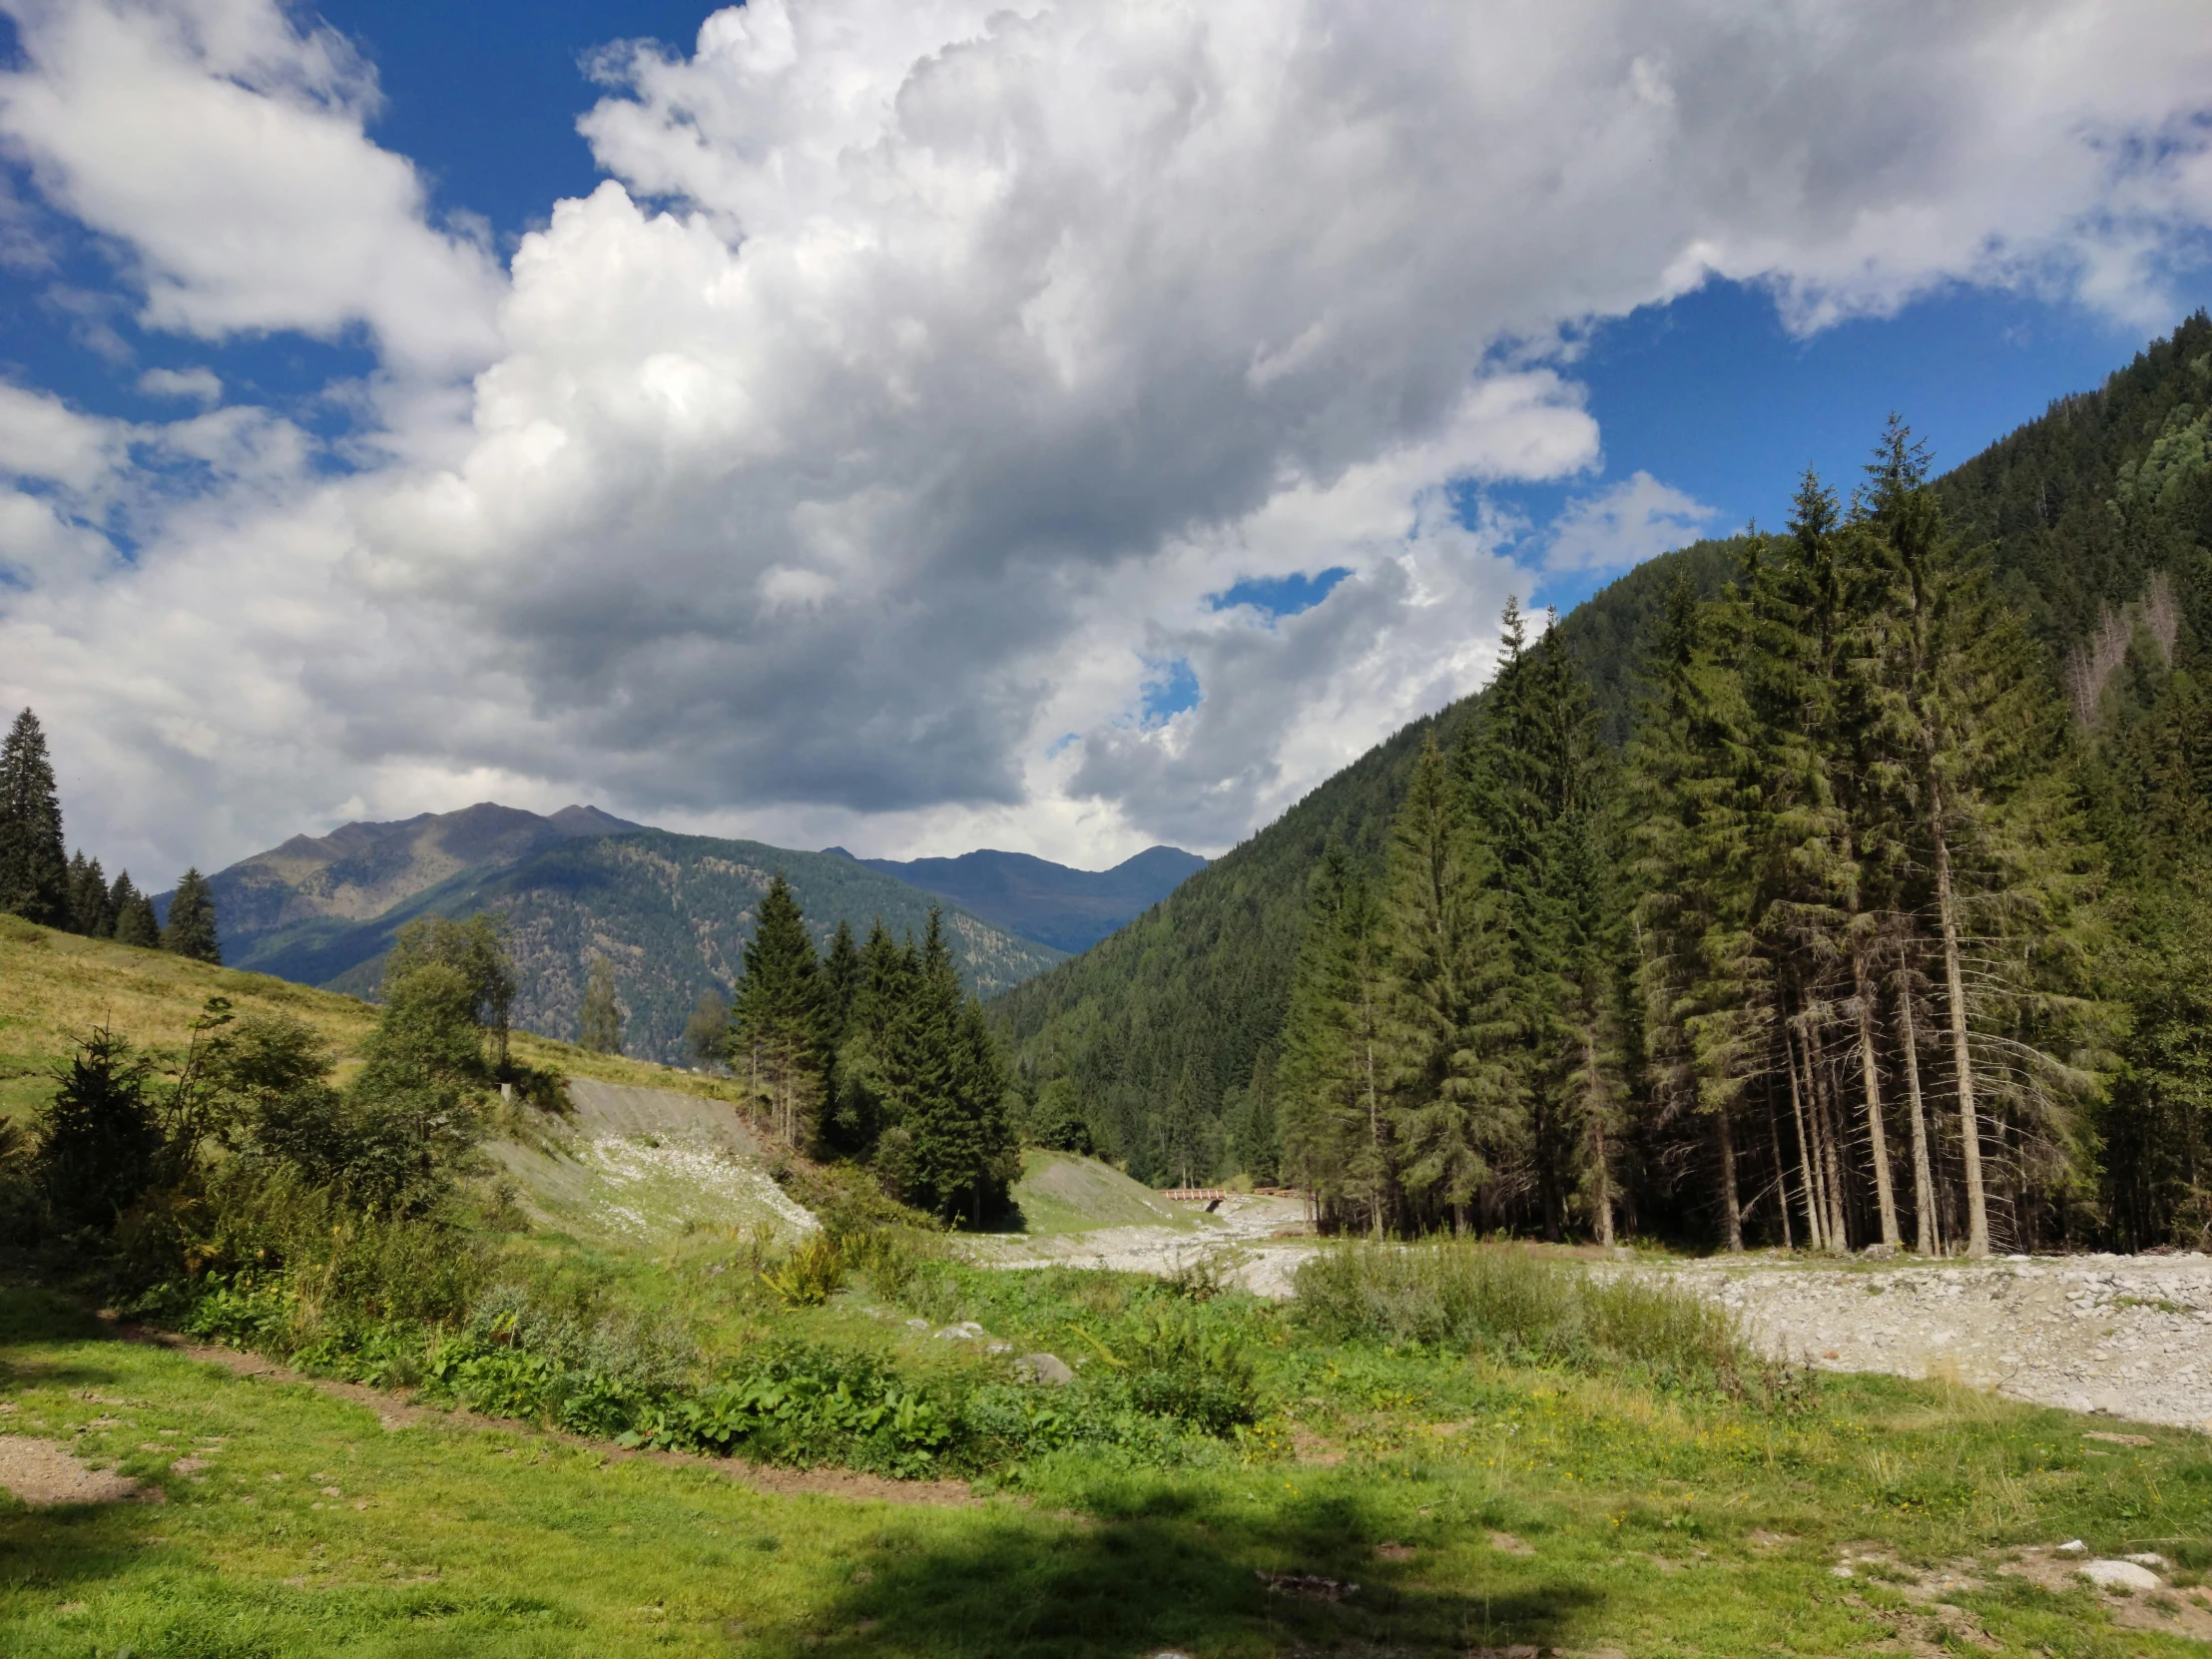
1651, 1251, 2212, 1432
974, 1209, 2212, 1431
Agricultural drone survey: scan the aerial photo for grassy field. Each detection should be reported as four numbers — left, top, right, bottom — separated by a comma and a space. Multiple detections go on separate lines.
5, 1259, 2212, 1657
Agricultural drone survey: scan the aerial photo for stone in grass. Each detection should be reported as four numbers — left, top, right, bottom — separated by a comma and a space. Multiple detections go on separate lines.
2080, 1558, 2163, 1591
1014, 1353, 1074, 1385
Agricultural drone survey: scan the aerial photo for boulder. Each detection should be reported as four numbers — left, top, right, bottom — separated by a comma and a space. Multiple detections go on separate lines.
1015, 1353, 1075, 1385
2080, 1558, 2162, 1591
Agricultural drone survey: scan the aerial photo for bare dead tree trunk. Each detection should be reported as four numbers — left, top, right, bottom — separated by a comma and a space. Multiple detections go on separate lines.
1896, 946, 1937, 1256
1586, 1032, 1615, 1247
1766, 1080, 1793, 1251
1854, 952, 1902, 1247
1786, 1025, 1825, 1251
1815, 1050, 1850, 1250
1716, 1104, 1743, 1253
1930, 770, 1990, 1257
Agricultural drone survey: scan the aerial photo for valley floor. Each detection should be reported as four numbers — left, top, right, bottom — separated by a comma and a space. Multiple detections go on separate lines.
5, 1281, 2212, 1657
973, 1210, 2212, 1429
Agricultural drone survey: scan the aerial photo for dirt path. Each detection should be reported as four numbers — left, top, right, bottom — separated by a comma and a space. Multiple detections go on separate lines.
1652, 1253, 2212, 1431
961, 1193, 1320, 1294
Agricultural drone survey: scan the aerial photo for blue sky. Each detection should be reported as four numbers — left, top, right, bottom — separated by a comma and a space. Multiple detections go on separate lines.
0, 1, 2206, 871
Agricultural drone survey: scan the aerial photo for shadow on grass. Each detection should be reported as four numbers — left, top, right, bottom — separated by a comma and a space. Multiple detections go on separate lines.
774, 1477, 1601, 1658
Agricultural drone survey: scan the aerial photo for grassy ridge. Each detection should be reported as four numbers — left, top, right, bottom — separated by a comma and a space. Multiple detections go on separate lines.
0, 916, 743, 1124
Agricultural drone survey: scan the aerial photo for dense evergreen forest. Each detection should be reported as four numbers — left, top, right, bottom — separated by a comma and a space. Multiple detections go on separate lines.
998, 315, 2212, 1254
722, 876, 1021, 1224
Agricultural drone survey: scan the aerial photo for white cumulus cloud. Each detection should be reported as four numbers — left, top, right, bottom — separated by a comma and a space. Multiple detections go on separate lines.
0, 0, 2207, 879
1546, 471, 1720, 574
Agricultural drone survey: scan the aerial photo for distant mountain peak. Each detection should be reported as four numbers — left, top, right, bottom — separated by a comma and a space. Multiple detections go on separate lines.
852, 844, 1206, 954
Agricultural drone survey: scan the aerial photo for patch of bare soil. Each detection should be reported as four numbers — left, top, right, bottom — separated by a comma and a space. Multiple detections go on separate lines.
2001, 1545, 2212, 1644
0, 1435, 149, 1505
102, 1319, 976, 1508
1836, 1540, 2212, 1648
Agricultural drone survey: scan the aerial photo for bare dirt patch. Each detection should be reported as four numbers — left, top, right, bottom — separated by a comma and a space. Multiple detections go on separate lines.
0, 1435, 148, 1505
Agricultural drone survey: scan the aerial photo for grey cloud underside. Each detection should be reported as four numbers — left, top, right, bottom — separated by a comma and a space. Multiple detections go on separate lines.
0, 0, 2207, 876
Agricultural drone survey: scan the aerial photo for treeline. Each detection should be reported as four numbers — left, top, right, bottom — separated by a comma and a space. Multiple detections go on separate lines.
1280, 417, 2209, 1254
0, 707, 222, 961
693, 876, 1019, 1226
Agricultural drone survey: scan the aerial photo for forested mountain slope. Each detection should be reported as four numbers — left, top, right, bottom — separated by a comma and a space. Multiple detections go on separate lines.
996, 314, 2212, 1198
991, 536, 1743, 1172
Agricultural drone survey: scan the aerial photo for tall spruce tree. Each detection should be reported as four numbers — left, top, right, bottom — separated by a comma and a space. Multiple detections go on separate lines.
1381, 732, 1499, 1233
109, 871, 158, 948
65, 852, 113, 937
161, 867, 221, 963
822, 918, 861, 1047
886, 909, 1015, 1223
730, 874, 828, 1147
0, 709, 67, 925
1278, 843, 1393, 1235
1627, 572, 1768, 1250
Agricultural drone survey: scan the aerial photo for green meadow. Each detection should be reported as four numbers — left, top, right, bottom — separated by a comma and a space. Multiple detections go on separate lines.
5, 1249, 2212, 1658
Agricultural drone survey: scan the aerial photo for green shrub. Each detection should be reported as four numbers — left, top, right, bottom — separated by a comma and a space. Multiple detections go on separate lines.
1293, 1241, 1747, 1390
760, 1231, 847, 1307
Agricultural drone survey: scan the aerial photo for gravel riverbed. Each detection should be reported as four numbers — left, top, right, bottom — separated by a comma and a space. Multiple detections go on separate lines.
970, 1213, 2212, 1430
1654, 1252, 2212, 1431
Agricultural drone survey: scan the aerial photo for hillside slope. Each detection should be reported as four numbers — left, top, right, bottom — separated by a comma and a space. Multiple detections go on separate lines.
843, 844, 1207, 952
0, 915, 738, 1123
302, 830, 1062, 1063
994, 314, 2212, 1178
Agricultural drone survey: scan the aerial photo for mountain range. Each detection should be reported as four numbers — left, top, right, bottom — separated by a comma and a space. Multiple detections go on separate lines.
172, 805, 1202, 1064
830, 845, 1208, 953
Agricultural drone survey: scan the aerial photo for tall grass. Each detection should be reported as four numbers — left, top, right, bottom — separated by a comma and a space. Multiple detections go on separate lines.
1293, 1241, 1750, 1392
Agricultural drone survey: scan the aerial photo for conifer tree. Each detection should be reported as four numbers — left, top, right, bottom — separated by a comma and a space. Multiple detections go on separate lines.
830, 918, 916, 1152
731, 874, 828, 1146
886, 909, 1016, 1223
822, 918, 861, 1047
578, 957, 624, 1054
65, 852, 113, 937
1627, 573, 1767, 1250
109, 872, 158, 948
1161, 1061, 1211, 1188
0, 708, 67, 925
1381, 732, 1498, 1232
1861, 418, 2105, 1253
161, 867, 221, 963
1278, 843, 1393, 1235
34, 1027, 158, 1231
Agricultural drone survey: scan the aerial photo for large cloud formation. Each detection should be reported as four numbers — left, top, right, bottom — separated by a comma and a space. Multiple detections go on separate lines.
0, 0, 2208, 875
